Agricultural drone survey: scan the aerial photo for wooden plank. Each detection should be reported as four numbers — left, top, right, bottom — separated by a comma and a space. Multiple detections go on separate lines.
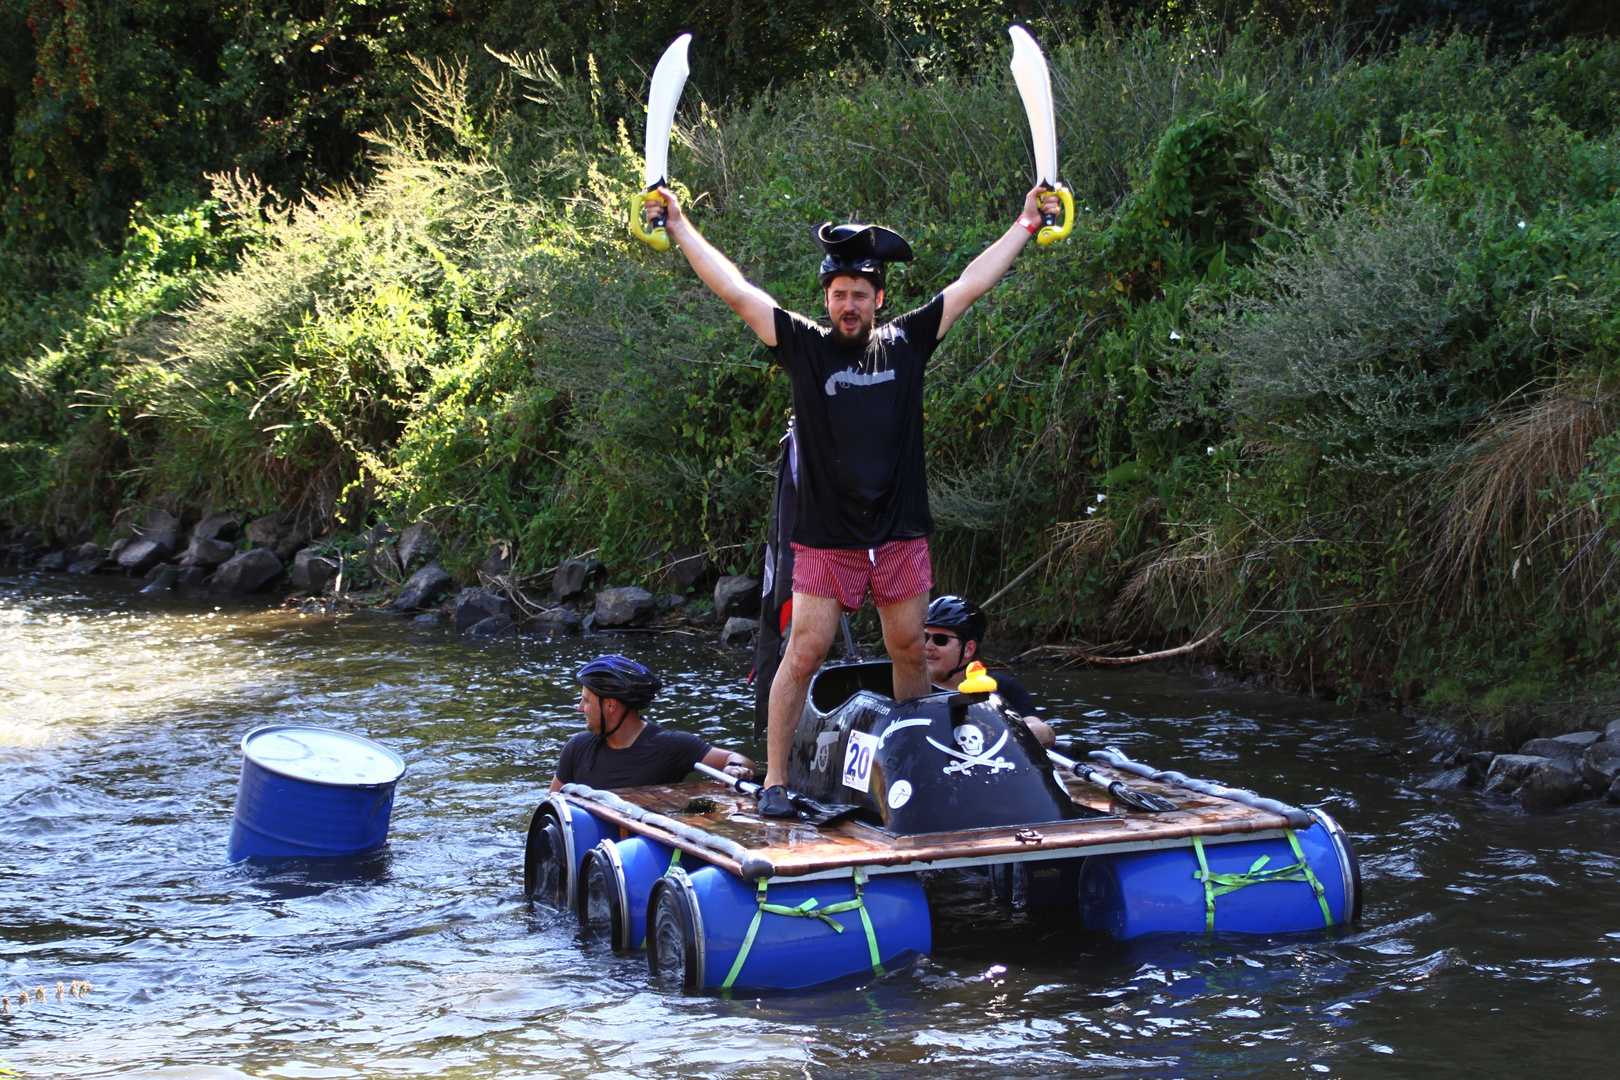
560, 762, 1296, 881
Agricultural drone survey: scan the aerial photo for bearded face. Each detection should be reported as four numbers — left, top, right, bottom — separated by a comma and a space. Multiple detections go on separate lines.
824, 275, 883, 346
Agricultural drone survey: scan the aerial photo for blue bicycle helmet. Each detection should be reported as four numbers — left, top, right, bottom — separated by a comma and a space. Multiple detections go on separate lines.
576, 655, 662, 712
926, 595, 988, 644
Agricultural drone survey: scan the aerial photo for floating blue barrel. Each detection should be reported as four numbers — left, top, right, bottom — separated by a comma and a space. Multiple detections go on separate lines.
229, 725, 407, 861
523, 797, 615, 910
646, 865, 930, 993
579, 835, 702, 951
1079, 810, 1361, 939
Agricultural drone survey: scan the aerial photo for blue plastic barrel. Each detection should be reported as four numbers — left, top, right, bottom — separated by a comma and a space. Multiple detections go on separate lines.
1079, 811, 1361, 939
524, 797, 616, 910
647, 865, 930, 992
229, 725, 407, 861
580, 835, 700, 951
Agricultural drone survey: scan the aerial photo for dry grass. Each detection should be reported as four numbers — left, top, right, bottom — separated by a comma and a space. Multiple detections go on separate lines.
1428, 376, 1619, 601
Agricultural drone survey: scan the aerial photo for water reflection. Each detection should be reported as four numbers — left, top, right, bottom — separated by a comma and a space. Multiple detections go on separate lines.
2, 570, 1618, 1078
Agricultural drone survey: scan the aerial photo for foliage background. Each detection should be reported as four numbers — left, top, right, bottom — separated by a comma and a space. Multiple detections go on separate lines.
2, 0, 1619, 718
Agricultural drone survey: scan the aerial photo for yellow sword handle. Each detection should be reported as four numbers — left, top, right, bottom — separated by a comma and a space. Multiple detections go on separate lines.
1038, 186, 1074, 247
629, 189, 671, 251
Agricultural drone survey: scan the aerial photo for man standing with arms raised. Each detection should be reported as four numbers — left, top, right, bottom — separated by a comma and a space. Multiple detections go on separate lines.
648, 185, 1060, 816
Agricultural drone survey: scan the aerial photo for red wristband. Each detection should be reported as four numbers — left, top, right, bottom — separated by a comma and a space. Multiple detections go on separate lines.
1016, 215, 1038, 235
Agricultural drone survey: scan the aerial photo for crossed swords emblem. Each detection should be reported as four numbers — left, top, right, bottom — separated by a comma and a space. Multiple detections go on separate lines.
925, 728, 1016, 776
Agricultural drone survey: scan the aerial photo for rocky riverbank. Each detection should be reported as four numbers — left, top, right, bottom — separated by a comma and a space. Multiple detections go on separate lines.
1416, 721, 1620, 811
0, 511, 768, 649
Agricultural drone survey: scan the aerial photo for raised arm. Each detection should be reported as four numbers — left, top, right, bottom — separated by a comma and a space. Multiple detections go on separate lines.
651, 187, 780, 347
936, 186, 1063, 339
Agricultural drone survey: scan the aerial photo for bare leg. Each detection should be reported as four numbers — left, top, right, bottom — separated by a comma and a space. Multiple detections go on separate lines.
877, 590, 931, 702
763, 592, 841, 789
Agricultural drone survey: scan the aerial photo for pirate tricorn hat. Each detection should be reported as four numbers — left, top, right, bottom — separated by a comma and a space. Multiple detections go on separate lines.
811, 221, 915, 290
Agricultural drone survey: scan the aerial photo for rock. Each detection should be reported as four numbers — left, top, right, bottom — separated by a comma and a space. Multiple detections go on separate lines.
66, 542, 103, 564
1606, 719, 1620, 744
396, 522, 439, 569
454, 587, 511, 634
1552, 731, 1602, 747
175, 566, 210, 586
1609, 775, 1620, 805
466, 615, 516, 638
273, 525, 311, 565
360, 524, 400, 584
389, 561, 453, 612
656, 592, 686, 611
1517, 738, 1587, 768
689, 609, 719, 629
246, 512, 292, 549
37, 549, 70, 571
207, 548, 284, 595
663, 546, 708, 593
141, 565, 179, 594
413, 612, 441, 625
1581, 741, 1620, 792
554, 557, 604, 602
1482, 754, 1551, 797
524, 607, 582, 638
714, 575, 762, 620
134, 509, 184, 553
106, 538, 130, 563
594, 586, 656, 628
67, 558, 104, 575
1516, 761, 1584, 810
1463, 751, 1495, 786
192, 512, 241, 543
1417, 767, 1468, 791
722, 616, 761, 647
117, 538, 173, 574
479, 542, 514, 581
290, 548, 339, 592
181, 537, 237, 568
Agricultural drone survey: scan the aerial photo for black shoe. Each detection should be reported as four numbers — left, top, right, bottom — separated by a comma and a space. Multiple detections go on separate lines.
756, 784, 795, 819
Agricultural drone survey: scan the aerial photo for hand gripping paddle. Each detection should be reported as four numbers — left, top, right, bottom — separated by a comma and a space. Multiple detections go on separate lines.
1008, 25, 1074, 246
629, 34, 692, 252
692, 761, 861, 826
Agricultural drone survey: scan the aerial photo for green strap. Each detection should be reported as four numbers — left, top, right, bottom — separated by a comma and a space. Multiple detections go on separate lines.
720, 869, 884, 990
1285, 827, 1335, 928
667, 848, 682, 873
1191, 830, 1334, 933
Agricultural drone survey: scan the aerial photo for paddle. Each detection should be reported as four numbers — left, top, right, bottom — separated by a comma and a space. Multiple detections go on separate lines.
692, 761, 862, 826
1048, 749, 1179, 813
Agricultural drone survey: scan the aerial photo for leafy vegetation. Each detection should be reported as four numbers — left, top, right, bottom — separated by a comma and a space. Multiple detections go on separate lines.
3, 5, 1620, 718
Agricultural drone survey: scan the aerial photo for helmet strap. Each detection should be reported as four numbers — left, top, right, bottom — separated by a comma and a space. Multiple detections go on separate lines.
944, 639, 975, 682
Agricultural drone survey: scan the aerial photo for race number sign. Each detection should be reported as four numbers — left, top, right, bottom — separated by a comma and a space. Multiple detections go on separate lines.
841, 730, 879, 793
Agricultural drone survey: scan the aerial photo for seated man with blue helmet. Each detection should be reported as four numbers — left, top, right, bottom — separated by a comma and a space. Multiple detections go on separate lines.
549, 655, 755, 792
924, 595, 1056, 749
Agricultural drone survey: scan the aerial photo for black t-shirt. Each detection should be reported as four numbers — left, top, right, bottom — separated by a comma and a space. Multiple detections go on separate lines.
932, 671, 1039, 717
554, 721, 712, 790
991, 672, 1038, 718
768, 296, 947, 549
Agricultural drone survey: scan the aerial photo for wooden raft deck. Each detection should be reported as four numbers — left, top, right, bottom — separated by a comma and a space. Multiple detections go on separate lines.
560, 763, 1293, 882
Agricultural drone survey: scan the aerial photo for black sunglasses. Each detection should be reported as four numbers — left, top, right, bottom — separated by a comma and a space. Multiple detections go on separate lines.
924, 632, 959, 647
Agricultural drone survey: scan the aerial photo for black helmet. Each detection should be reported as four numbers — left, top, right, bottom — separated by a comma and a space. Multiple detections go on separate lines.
576, 655, 662, 711
811, 221, 915, 291
926, 595, 988, 644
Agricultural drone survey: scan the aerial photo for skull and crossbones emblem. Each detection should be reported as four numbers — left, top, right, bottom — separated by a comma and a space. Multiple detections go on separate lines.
926, 723, 1016, 776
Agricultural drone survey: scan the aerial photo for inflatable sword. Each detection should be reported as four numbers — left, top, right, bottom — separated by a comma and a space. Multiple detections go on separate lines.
629, 33, 692, 252
1008, 25, 1074, 246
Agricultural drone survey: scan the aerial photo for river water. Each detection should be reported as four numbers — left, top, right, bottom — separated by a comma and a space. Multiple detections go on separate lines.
2, 570, 1616, 1079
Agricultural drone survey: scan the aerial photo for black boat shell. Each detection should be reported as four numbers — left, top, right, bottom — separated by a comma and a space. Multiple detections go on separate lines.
785, 661, 1096, 834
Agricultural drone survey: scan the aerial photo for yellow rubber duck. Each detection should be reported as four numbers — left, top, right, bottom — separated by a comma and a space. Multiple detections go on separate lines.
958, 661, 998, 693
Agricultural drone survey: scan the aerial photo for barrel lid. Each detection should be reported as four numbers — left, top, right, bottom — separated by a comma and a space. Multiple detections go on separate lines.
241, 725, 406, 787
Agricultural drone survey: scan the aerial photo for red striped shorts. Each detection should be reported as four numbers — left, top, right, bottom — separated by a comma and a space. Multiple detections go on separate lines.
791, 537, 932, 612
